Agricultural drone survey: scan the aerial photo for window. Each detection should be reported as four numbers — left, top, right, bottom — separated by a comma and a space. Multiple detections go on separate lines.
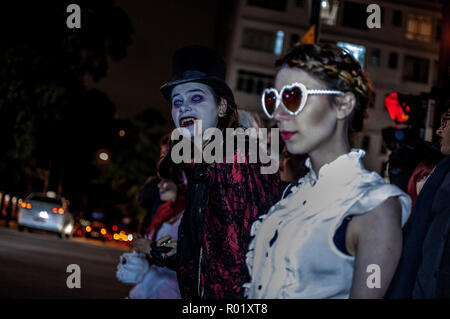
320, 0, 339, 26
236, 70, 274, 95
402, 55, 429, 84
247, 0, 287, 11
241, 27, 284, 55
406, 14, 433, 42
392, 10, 402, 27
388, 52, 398, 69
370, 49, 381, 67
436, 20, 442, 41
337, 42, 366, 67
295, 0, 306, 7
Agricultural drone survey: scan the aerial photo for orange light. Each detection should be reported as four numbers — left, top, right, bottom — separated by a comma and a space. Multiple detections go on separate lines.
100, 228, 107, 235
58, 208, 64, 215
21, 203, 26, 208
86, 226, 92, 232
52, 208, 58, 214
26, 203, 32, 209
113, 234, 120, 240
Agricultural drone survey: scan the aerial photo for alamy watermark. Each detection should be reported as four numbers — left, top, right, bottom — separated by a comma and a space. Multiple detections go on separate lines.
170, 120, 280, 174
66, 264, 81, 288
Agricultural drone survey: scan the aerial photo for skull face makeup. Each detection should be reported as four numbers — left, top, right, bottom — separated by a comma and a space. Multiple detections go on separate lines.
171, 82, 219, 137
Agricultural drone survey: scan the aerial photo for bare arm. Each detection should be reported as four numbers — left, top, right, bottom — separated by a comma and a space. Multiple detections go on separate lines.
348, 197, 403, 298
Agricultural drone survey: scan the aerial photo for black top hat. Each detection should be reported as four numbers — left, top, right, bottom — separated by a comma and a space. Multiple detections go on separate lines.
160, 45, 234, 102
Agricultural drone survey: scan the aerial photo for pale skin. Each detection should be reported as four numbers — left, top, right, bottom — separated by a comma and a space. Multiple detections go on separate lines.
132, 83, 228, 259
274, 67, 403, 299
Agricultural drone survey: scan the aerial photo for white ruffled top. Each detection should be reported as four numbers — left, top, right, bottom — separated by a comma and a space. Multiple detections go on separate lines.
244, 149, 411, 299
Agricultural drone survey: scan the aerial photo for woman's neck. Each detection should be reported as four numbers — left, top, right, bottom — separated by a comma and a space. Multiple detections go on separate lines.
308, 127, 350, 177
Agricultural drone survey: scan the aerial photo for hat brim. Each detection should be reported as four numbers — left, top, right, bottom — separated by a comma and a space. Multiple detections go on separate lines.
160, 76, 234, 102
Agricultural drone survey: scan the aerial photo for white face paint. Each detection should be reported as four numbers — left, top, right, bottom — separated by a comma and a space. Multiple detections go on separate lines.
158, 179, 177, 202
171, 82, 218, 137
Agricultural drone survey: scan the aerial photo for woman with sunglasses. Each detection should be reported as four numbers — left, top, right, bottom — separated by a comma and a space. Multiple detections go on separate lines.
244, 43, 411, 299
154, 45, 281, 299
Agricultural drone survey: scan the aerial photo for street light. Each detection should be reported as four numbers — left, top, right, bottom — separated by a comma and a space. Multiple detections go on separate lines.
95, 149, 111, 165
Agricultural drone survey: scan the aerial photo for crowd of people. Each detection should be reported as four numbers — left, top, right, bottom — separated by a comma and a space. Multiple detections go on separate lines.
115, 43, 450, 299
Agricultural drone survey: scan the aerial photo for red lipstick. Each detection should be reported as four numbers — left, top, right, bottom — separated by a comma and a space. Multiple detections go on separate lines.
280, 130, 297, 141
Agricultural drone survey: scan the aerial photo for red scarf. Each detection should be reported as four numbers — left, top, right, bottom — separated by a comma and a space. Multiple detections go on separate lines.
146, 186, 187, 241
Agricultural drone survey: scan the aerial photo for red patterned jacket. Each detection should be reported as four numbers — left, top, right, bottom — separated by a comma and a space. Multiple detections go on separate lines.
176, 147, 281, 299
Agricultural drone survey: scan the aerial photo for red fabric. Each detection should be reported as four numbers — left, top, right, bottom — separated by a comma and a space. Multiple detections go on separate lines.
177, 149, 282, 299
146, 186, 187, 241
407, 160, 435, 211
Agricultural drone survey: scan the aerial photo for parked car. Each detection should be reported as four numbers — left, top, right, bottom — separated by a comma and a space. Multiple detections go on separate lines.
17, 192, 74, 239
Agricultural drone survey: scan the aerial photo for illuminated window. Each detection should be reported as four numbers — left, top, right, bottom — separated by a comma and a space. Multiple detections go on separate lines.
406, 14, 433, 43
241, 27, 284, 55
274, 30, 284, 55
320, 0, 339, 26
337, 42, 366, 67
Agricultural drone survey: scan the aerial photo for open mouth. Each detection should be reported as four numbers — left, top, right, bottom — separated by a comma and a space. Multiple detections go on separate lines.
179, 116, 197, 127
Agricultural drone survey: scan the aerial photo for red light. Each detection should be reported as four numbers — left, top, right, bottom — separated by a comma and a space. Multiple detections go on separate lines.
112, 225, 118, 231
77, 230, 82, 236
26, 203, 32, 209
385, 92, 409, 123
52, 208, 58, 214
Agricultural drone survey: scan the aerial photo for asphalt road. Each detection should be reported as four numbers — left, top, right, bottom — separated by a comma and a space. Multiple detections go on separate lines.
0, 226, 132, 299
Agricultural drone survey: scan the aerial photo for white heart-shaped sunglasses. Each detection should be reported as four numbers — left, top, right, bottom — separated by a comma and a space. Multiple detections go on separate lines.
261, 82, 344, 119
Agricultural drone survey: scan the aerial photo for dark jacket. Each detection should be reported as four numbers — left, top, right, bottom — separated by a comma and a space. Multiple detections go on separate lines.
386, 155, 450, 298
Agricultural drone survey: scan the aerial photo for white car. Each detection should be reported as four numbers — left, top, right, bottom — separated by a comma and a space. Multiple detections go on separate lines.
18, 193, 74, 239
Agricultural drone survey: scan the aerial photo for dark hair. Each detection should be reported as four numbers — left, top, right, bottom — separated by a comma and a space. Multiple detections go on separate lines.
276, 43, 374, 133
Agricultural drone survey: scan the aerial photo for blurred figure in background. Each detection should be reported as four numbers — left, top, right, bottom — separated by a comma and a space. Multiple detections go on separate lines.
136, 133, 172, 235
279, 145, 308, 191
118, 172, 187, 299
387, 104, 450, 298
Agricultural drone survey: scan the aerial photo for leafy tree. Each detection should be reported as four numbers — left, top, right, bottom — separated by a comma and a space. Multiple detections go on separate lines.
0, 1, 133, 202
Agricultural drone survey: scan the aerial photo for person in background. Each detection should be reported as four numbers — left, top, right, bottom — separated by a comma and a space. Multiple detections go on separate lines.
386, 104, 450, 298
406, 154, 441, 211
120, 174, 187, 299
279, 144, 308, 191
136, 134, 172, 235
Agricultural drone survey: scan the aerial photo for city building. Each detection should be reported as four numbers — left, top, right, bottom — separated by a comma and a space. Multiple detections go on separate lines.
223, 0, 443, 173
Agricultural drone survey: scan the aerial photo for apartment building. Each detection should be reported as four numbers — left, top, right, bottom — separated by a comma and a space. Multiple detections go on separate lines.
223, 0, 443, 173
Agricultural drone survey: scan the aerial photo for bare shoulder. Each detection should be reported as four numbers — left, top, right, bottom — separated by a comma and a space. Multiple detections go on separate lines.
346, 197, 402, 255
355, 196, 402, 226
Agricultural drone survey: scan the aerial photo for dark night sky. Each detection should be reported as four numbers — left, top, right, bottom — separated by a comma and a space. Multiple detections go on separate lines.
85, 0, 223, 124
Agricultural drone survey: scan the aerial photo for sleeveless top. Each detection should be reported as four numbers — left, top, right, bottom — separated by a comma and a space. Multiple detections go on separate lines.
244, 149, 411, 299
